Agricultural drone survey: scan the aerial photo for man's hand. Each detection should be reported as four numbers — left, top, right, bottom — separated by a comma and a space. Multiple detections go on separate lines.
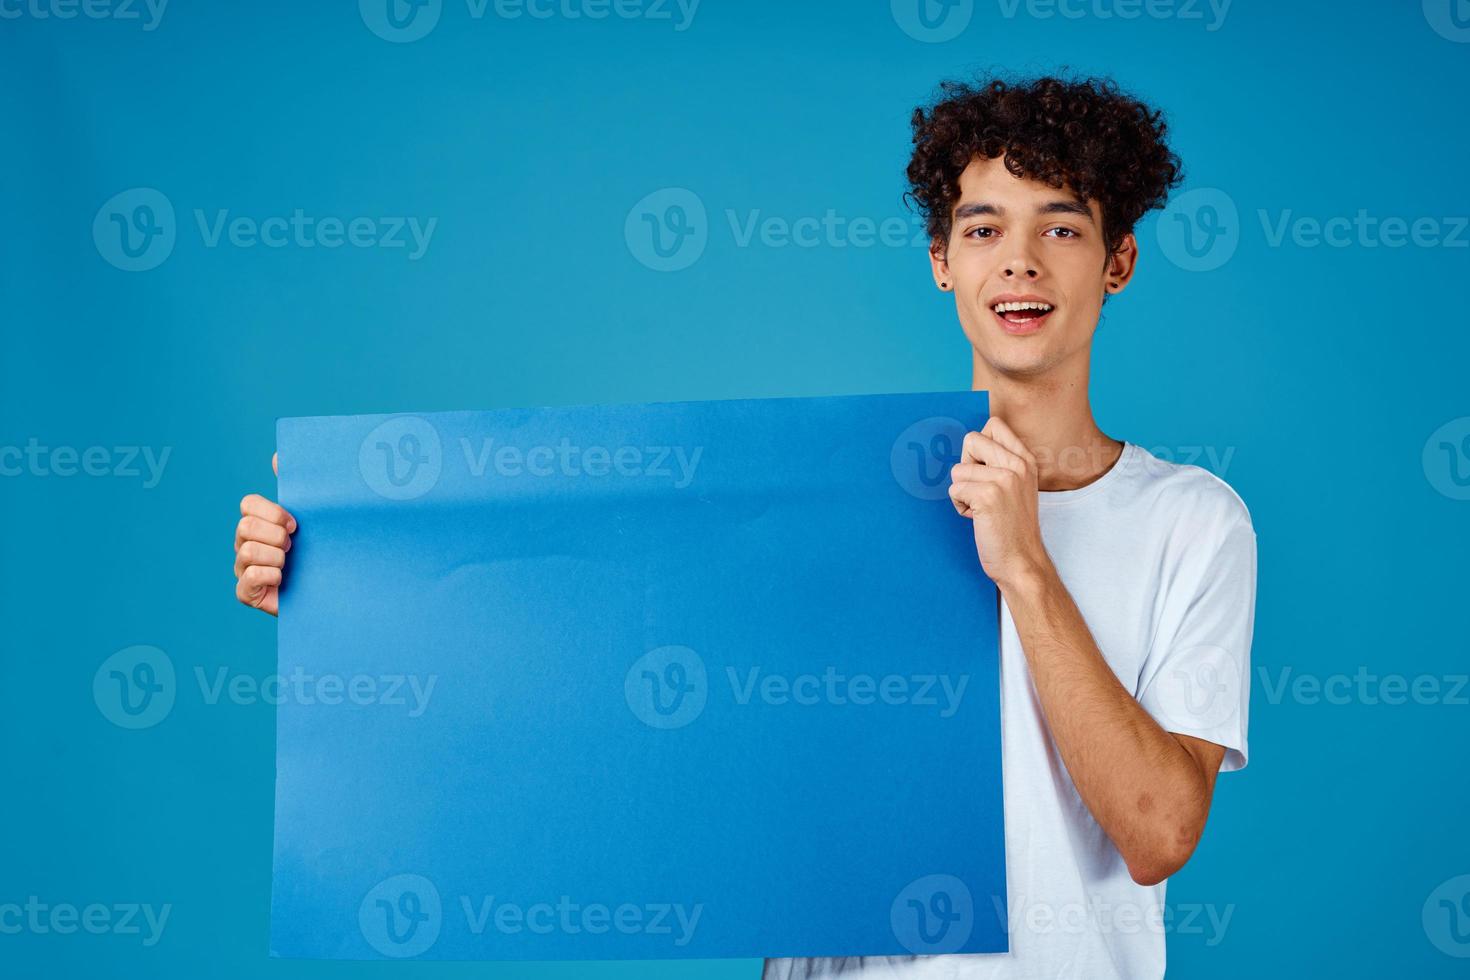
234, 453, 296, 617
948, 416, 1051, 591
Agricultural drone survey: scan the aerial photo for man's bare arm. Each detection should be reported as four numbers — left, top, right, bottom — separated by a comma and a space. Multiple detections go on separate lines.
948, 416, 1226, 886
1003, 565, 1225, 885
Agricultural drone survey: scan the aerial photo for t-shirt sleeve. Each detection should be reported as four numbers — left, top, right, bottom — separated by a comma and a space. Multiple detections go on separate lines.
1135, 506, 1257, 772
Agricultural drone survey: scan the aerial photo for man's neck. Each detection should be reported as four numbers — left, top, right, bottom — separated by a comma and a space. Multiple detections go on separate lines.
971, 348, 1123, 492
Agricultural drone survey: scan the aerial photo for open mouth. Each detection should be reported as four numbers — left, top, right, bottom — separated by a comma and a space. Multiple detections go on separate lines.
990, 299, 1054, 334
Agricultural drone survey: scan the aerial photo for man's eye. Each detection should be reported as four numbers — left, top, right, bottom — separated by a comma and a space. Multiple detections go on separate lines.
966, 227, 997, 239
1045, 227, 1079, 238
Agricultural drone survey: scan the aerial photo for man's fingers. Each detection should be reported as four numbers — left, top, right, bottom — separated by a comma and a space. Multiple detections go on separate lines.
981, 416, 1037, 466
238, 563, 281, 592
236, 564, 282, 602
950, 485, 972, 518
961, 430, 1026, 475
234, 541, 286, 579
240, 493, 296, 532
236, 514, 292, 551
235, 565, 281, 617
236, 476, 287, 618
948, 477, 1003, 518
950, 462, 1015, 486
950, 457, 1016, 518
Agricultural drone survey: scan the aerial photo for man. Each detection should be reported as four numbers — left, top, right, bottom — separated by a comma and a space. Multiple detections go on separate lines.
234, 74, 1255, 979
761, 75, 1256, 978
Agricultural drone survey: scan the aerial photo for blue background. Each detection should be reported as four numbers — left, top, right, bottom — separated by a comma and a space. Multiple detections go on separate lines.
3, 0, 1468, 977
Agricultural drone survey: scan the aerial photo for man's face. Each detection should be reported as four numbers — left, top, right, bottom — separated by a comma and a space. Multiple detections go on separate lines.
932, 154, 1135, 379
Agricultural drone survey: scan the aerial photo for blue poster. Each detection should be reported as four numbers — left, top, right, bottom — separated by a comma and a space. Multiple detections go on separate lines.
270, 391, 1006, 960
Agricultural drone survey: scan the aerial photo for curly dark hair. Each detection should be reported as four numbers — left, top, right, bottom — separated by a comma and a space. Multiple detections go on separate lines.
905, 74, 1183, 257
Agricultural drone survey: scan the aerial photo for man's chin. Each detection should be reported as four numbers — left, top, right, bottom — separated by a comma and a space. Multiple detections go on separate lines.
971, 342, 1069, 381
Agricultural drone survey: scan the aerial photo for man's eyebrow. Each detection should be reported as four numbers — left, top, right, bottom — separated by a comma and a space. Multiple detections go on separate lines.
1039, 198, 1096, 222
952, 201, 1000, 220
951, 199, 1096, 222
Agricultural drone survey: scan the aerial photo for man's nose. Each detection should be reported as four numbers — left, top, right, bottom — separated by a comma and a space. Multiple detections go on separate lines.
1002, 259, 1040, 279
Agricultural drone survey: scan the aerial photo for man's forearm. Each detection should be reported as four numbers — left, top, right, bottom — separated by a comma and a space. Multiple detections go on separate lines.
1000, 559, 1220, 886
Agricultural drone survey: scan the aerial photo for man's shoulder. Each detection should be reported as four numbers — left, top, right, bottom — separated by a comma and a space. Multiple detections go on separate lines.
1118, 442, 1254, 537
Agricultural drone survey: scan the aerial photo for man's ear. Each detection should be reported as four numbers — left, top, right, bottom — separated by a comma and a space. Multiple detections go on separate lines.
929, 235, 951, 290
1103, 233, 1140, 296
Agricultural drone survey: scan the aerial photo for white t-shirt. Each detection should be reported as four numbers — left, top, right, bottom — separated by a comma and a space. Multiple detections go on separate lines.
763, 441, 1257, 980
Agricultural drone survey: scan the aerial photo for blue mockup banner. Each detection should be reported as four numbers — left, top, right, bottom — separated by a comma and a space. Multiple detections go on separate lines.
270, 391, 1005, 961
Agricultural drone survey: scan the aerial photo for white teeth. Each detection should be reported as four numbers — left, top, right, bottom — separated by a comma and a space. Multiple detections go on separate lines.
992, 300, 1054, 313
